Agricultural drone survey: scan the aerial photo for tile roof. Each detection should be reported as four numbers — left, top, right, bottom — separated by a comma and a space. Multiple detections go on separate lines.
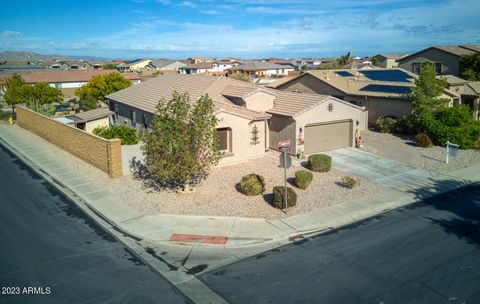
71, 107, 112, 122
266, 76, 298, 89
463, 82, 480, 96
459, 45, 480, 53
179, 62, 214, 69
230, 61, 289, 71
106, 74, 269, 120
436, 75, 468, 85
433, 46, 477, 56
22, 69, 121, 83
377, 54, 408, 59
148, 59, 177, 69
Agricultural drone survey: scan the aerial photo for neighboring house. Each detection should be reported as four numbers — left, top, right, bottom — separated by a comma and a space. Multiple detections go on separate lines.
54, 107, 112, 133
343, 59, 376, 70
371, 54, 408, 68
398, 45, 480, 76
22, 70, 141, 99
438, 75, 480, 121
278, 58, 337, 71
117, 59, 152, 72
61, 61, 93, 70
178, 61, 235, 75
269, 68, 459, 123
228, 62, 294, 78
106, 74, 367, 164
191, 57, 214, 63
145, 59, 186, 71
462, 82, 480, 121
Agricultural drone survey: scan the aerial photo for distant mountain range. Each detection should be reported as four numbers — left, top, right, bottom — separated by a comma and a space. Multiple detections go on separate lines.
0, 51, 113, 62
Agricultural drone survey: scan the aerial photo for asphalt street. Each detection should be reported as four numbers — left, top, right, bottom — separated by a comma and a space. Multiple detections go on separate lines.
0, 144, 191, 304
201, 183, 480, 303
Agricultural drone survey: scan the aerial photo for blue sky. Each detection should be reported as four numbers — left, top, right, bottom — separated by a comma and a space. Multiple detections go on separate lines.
1, 0, 479, 59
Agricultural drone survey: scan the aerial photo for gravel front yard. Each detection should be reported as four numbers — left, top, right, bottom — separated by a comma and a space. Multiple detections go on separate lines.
103, 154, 380, 220
7, 124, 380, 220
362, 130, 480, 173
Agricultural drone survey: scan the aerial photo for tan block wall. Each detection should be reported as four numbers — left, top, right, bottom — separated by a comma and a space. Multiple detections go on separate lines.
16, 105, 122, 178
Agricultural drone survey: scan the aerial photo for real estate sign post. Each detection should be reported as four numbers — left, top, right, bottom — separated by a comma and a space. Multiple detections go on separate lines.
278, 140, 292, 213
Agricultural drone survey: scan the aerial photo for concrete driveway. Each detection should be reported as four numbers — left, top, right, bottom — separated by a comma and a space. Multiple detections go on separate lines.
324, 148, 432, 188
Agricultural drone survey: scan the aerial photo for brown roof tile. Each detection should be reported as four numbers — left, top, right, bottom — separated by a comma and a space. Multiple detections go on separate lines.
22, 69, 121, 83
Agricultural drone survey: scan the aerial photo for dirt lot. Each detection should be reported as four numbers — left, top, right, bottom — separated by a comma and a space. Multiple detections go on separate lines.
362, 130, 480, 173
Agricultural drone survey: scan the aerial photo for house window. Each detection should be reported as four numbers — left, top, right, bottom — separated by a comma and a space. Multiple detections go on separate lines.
217, 128, 232, 152
54, 83, 62, 89
435, 63, 442, 75
130, 110, 136, 127
412, 63, 421, 74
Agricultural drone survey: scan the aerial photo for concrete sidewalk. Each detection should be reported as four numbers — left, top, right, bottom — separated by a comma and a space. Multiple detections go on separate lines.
1, 124, 480, 249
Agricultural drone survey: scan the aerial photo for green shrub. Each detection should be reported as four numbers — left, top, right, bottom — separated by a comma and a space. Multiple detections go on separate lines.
272, 186, 297, 208
240, 174, 266, 195
340, 176, 360, 188
375, 116, 397, 133
395, 114, 419, 134
415, 133, 433, 148
418, 105, 480, 149
295, 170, 313, 189
93, 125, 138, 145
308, 154, 331, 172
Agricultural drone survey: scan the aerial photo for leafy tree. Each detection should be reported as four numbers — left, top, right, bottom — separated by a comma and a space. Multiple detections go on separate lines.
75, 72, 131, 110
141, 92, 221, 190
409, 61, 448, 116
418, 105, 480, 149
102, 63, 118, 70
316, 61, 342, 70
336, 51, 351, 67
370, 56, 379, 67
23, 83, 63, 114
0, 74, 26, 116
461, 53, 480, 81
230, 72, 251, 82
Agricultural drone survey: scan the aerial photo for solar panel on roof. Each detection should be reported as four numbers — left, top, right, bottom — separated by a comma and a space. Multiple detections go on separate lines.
335, 71, 354, 77
360, 84, 411, 94
360, 70, 412, 82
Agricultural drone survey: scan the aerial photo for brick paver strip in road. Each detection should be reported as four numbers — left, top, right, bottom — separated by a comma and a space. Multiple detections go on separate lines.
169, 234, 228, 245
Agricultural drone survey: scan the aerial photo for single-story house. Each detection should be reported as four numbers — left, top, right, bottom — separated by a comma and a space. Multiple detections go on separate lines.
106, 74, 367, 164
269, 68, 459, 123
398, 45, 480, 76
53, 107, 112, 133
22, 70, 141, 99
228, 61, 294, 78
462, 82, 480, 121
179, 61, 236, 75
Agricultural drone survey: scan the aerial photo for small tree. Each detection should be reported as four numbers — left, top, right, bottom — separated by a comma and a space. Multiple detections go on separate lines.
23, 83, 63, 114
141, 92, 221, 190
461, 53, 480, 81
409, 61, 448, 116
0, 74, 26, 117
75, 72, 131, 110
102, 63, 118, 70
230, 72, 251, 83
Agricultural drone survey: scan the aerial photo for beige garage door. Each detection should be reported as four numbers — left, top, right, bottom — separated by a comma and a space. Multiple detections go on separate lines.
304, 121, 352, 154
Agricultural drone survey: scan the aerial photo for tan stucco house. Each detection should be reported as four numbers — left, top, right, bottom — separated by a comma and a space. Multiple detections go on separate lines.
106, 74, 367, 165
269, 69, 459, 123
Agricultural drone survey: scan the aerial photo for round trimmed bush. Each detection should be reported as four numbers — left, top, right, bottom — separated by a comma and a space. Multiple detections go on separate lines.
308, 154, 331, 172
295, 170, 313, 189
272, 186, 297, 208
341, 176, 360, 188
415, 132, 433, 148
239, 174, 266, 195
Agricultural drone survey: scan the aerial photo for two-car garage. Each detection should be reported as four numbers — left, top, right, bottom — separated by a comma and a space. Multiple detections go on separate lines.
304, 120, 353, 154
268, 94, 367, 155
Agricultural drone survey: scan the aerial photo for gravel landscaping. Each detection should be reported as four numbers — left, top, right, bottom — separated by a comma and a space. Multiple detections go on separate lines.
3, 126, 380, 220
362, 130, 480, 173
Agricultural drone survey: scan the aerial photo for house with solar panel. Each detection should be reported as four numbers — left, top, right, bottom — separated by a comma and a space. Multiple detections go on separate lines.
268, 68, 460, 123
